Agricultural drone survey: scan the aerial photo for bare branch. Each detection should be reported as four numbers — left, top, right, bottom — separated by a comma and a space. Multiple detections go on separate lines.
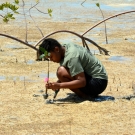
82, 38, 89, 50
29, 2, 44, 37
34, 30, 109, 55
34, 30, 90, 46
82, 10, 135, 36
0, 33, 38, 51
0, 15, 4, 18
81, 0, 86, 6
84, 37, 109, 55
22, 0, 28, 43
99, 6, 108, 44
34, 7, 48, 15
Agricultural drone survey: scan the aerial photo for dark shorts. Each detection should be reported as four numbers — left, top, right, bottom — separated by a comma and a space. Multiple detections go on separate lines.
79, 73, 108, 97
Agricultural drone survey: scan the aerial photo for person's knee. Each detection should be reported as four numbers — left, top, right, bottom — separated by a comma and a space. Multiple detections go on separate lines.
57, 66, 67, 78
57, 66, 72, 81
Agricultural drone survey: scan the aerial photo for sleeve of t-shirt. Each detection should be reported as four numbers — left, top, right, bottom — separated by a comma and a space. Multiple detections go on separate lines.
67, 57, 84, 77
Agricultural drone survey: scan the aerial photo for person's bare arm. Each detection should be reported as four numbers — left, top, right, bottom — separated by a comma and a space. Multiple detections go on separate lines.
60, 72, 86, 89
46, 72, 86, 90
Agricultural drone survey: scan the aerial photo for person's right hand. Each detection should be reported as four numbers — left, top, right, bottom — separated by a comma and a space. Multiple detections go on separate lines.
45, 82, 60, 90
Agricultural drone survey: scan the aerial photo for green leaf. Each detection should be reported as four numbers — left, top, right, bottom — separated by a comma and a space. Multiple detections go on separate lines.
9, 5, 14, 10
96, 3, 100, 8
4, 2, 10, 8
14, 0, 19, 4
9, 4, 18, 11
39, 54, 45, 59
0, 2, 19, 22
11, 17, 15, 19
39, 47, 46, 53
44, 51, 48, 57
14, 11, 19, 14
15, 6, 19, 10
48, 9, 52, 17
0, 5, 4, 10
3, 17, 9, 23
39, 47, 49, 57
7, 13, 13, 18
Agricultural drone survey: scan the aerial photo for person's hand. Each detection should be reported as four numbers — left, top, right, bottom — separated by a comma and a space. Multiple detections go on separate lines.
45, 82, 60, 90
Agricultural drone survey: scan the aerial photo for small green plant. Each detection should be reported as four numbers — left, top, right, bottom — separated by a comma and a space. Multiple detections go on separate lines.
0, 0, 19, 23
96, 3, 108, 44
39, 46, 50, 99
39, 47, 50, 60
48, 9, 52, 17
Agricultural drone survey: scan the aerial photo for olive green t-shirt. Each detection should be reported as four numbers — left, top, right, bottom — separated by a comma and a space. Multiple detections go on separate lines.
60, 42, 108, 80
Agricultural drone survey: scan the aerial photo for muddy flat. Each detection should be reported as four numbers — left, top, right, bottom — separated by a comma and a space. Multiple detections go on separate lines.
0, 0, 135, 134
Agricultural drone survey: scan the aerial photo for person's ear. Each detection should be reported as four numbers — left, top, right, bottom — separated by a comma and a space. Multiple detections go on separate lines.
54, 47, 59, 53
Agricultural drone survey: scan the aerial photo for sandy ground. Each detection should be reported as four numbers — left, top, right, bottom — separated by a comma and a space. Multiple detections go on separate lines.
0, 1, 135, 135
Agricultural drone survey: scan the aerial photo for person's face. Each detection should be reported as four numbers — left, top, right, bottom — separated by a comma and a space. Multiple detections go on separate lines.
47, 47, 61, 63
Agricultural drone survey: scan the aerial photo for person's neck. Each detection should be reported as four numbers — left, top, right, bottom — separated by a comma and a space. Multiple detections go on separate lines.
61, 46, 65, 59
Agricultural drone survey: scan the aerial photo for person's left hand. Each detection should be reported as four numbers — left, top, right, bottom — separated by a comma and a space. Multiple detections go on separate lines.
46, 82, 60, 90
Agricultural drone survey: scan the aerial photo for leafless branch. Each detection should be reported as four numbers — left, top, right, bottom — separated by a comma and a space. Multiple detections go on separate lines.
34, 7, 48, 15
0, 33, 38, 51
81, 0, 86, 6
34, 30, 93, 47
29, 2, 44, 37
22, 0, 28, 43
99, 6, 108, 44
82, 38, 89, 50
0, 15, 4, 18
82, 10, 135, 36
34, 30, 110, 55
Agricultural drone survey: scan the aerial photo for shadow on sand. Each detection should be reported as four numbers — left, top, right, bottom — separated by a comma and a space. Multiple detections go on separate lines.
54, 93, 115, 103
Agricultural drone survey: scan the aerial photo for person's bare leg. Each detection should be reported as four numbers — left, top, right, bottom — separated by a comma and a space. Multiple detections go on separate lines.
57, 66, 88, 99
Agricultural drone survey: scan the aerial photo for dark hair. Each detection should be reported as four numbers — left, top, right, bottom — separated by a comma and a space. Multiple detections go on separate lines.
39, 38, 61, 55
